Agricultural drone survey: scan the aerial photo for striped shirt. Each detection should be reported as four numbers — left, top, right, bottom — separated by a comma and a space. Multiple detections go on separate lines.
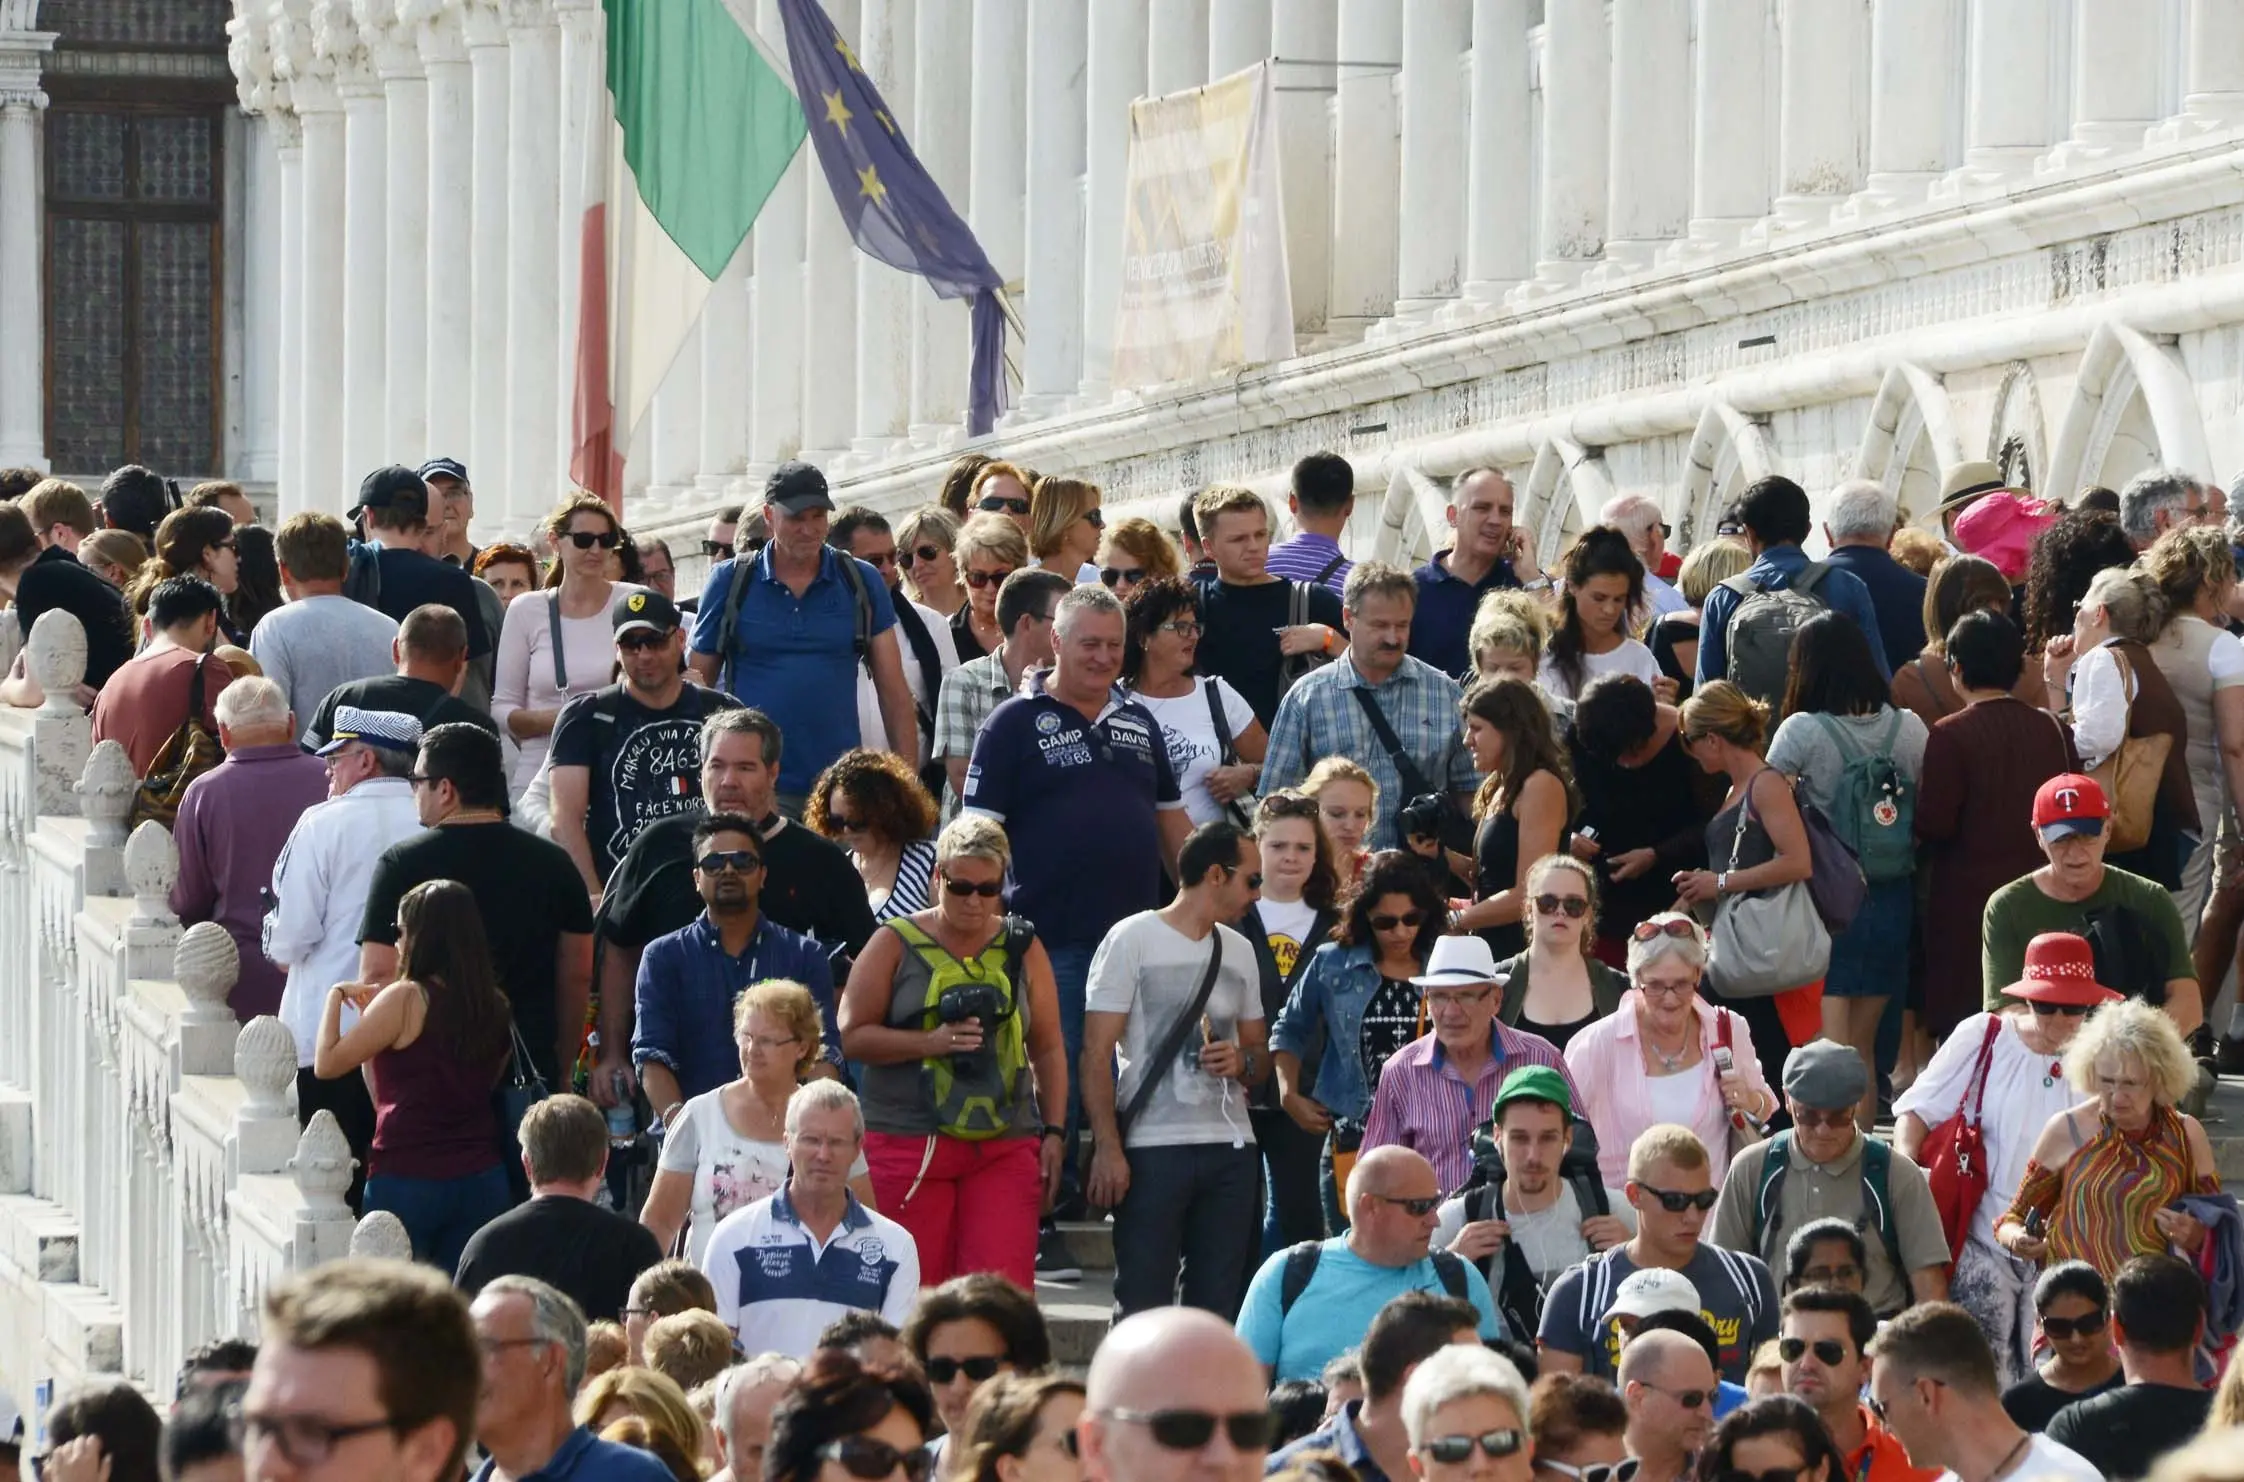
1266, 533, 1353, 592
1361, 1024, 1580, 1192
1260, 651, 1478, 850
872, 838, 938, 922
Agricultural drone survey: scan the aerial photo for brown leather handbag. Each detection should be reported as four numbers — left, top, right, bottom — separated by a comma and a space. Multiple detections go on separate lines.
130, 654, 223, 830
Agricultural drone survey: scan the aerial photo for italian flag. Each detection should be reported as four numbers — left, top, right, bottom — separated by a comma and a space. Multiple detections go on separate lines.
571, 0, 809, 506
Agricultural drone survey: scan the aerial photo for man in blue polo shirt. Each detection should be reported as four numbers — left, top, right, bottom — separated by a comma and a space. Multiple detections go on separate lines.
1409, 467, 1545, 677
963, 582, 1191, 1270
689, 461, 918, 815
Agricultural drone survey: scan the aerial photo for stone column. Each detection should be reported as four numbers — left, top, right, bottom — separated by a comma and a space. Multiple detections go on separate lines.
1838, 0, 1953, 219
238, 116, 284, 485
273, 117, 306, 511
2161, 0, 2244, 133
697, 251, 751, 497
967, 0, 1026, 288
646, 329, 702, 504
1936, 0, 2053, 192
553, 0, 600, 492
419, 5, 473, 465
320, 7, 389, 486
1764, 0, 1864, 232
286, 50, 350, 512
1207, 0, 1269, 77
852, 0, 914, 457
1327, 0, 1401, 330
1516, 0, 1607, 296
1596, 0, 1690, 274
505, 0, 561, 523
1270, 0, 1334, 335
909, 0, 971, 441
1384, 0, 1469, 323
1079, 0, 1147, 400
2043, 0, 2159, 168
749, 0, 806, 469
464, 1, 510, 512
364, 3, 429, 459
1148, 0, 1210, 95
798, 0, 860, 464
1016, 0, 1087, 415
1673, 0, 1768, 252
0, 35, 53, 470
1455, 0, 1529, 306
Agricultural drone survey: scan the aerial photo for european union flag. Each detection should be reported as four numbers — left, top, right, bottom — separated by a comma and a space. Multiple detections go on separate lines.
776, 0, 1008, 437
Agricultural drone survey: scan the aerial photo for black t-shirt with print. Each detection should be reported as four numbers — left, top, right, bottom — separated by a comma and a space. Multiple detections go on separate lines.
548, 683, 740, 881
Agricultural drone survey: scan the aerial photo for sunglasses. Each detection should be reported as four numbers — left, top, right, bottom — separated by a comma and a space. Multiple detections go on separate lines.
818, 1436, 934, 1482
702, 539, 734, 559
963, 567, 1017, 589
1083, 508, 1105, 529
1373, 1193, 1442, 1216
1778, 1336, 1849, 1366
617, 632, 670, 651
829, 813, 870, 833
1717, 1469, 1810, 1482
1637, 1184, 1719, 1213
1369, 911, 1426, 932
2041, 1309, 2107, 1340
1539, 1461, 1640, 1482
1535, 893, 1589, 918
1100, 566, 1147, 586
1789, 1105, 1855, 1130
1641, 1383, 1709, 1410
696, 850, 763, 875
977, 496, 1031, 515
1632, 918, 1700, 943
1220, 865, 1264, 889
943, 877, 1004, 898
924, 1354, 1007, 1384
2029, 1001, 2090, 1017
899, 544, 946, 569
564, 529, 621, 550
213, 537, 238, 551
1423, 1430, 1526, 1465
1102, 1408, 1277, 1453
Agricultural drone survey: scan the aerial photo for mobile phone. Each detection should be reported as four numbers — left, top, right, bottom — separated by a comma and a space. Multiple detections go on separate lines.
1578, 826, 1599, 842
2025, 1209, 2046, 1238
1710, 1047, 1733, 1075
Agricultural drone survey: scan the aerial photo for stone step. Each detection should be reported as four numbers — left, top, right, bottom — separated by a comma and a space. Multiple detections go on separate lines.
1055, 1219, 1114, 1273
1036, 1267, 1113, 1368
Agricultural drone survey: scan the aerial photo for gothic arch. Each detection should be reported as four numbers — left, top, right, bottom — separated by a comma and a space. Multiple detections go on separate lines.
1854, 363, 1965, 526
1522, 437, 1617, 569
1371, 463, 1453, 566
1680, 403, 1777, 549
1987, 359, 2049, 497
2045, 322, 2212, 500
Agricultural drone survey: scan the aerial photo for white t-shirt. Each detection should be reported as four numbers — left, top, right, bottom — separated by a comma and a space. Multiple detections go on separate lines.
1258, 896, 1321, 983
1433, 1183, 1637, 1286
1129, 677, 1260, 825
657, 1091, 872, 1263
857, 595, 961, 767
1892, 1010, 2081, 1249
1935, 1435, 2101, 1482
1086, 912, 1263, 1150
1538, 640, 1662, 701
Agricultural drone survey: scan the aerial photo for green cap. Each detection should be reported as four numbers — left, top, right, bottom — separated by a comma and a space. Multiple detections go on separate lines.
1491, 1065, 1573, 1121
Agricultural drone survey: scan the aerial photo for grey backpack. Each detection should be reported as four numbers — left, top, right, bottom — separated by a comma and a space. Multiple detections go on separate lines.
1721, 562, 1832, 705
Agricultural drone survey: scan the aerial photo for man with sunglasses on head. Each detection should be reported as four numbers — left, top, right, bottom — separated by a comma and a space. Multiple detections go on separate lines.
547, 591, 741, 898
1268, 1291, 1487, 1482
1780, 1287, 1937, 1482
1709, 1040, 1952, 1319
931, 568, 1072, 818
1618, 1329, 1716, 1482
1080, 1307, 1272, 1482
1539, 1125, 1779, 1386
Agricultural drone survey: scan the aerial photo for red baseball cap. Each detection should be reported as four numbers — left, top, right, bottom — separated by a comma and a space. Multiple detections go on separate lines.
2032, 773, 2109, 842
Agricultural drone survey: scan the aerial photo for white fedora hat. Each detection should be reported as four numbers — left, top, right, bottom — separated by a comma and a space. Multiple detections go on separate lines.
1410, 934, 1501, 990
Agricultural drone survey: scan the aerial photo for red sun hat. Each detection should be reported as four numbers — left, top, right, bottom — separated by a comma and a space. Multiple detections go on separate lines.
2001, 932, 2122, 1008
2032, 773, 2110, 842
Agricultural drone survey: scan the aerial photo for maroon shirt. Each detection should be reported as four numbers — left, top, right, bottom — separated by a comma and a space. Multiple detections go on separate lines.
168, 743, 331, 1020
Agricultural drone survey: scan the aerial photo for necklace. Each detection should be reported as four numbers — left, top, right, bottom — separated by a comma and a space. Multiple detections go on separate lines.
1985, 1433, 2031, 1482
1644, 1014, 1694, 1073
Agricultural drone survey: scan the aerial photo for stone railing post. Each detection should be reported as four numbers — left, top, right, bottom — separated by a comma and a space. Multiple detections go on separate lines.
287, 1111, 356, 1270
230, 1016, 299, 1180
25, 610, 88, 814
173, 922, 241, 1076
73, 740, 134, 899
349, 1209, 411, 1261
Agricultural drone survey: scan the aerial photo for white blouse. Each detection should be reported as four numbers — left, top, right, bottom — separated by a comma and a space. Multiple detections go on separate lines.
491, 583, 645, 795
1892, 1009, 2081, 1251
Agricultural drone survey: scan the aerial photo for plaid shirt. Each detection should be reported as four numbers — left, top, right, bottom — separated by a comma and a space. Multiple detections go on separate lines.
1260, 651, 1476, 849
931, 649, 1015, 816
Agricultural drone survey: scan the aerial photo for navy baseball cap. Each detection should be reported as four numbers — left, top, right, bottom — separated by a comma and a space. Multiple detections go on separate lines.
765, 460, 833, 515
417, 457, 469, 485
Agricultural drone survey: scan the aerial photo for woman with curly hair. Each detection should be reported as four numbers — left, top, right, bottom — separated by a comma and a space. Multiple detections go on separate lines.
807, 748, 943, 921
1541, 526, 1661, 702
493, 493, 642, 795
2023, 507, 2138, 654
1120, 576, 1265, 825
1452, 676, 1576, 958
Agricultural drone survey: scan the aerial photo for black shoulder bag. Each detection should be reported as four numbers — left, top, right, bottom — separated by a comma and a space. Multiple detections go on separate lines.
1114, 935, 1227, 1142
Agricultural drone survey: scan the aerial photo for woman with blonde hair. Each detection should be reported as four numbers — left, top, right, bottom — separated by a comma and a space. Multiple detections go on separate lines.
897, 506, 965, 618
955, 1373, 1085, 1482
492, 492, 641, 796
639, 979, 874, 1261
1650, 538, 1752, 700
1026, 476, 1103, 581
77, 529, 146, 591
1469, 589, 1577, 723
1451, 677, 1576, 958
1095, 515, 1182, 601
1303, 756, 1379, 890
576, 1365, 705, 1453
1493, 854, 1628, 1051
1675, 679, 1821, 1084
950, 513, 1030, 660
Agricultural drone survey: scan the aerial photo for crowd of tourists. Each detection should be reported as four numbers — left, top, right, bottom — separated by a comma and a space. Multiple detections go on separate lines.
3, 451, 2243, 1482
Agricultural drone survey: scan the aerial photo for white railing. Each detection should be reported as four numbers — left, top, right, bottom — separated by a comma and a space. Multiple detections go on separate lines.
0, 611, 367, 1399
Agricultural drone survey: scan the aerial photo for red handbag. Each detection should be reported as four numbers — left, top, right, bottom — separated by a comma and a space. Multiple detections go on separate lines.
1919, 1016, 2004, 1262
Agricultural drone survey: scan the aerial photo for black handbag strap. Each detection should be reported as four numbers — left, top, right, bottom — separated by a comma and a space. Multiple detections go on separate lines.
546, 592, 569, 691
187, 651, 212, 726
1348, 684, 1434, 800
1115, 932, 1227, 1141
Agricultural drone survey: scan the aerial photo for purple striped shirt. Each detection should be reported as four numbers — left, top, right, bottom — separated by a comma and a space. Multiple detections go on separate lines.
1360, 1023, 1580, 1193
1265, 533, 1353, 592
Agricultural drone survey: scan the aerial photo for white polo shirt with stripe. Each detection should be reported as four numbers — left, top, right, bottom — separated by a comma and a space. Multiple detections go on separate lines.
701, 1185, 920, 1359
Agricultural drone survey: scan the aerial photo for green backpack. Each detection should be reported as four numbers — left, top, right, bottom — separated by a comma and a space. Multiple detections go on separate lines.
887, 915, 1036, 1141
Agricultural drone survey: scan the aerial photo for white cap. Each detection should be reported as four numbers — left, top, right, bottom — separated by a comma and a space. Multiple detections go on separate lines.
1609, 1267, 1703, 1321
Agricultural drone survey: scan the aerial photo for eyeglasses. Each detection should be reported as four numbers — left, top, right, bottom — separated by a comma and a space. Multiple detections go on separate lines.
963, 566, 1017, 589
564, 528, 622, 550
1632, 918, 1701, 943
1801, 1263, 1861, 1286
2041, 1309, 2107, 1341
405, 773, 435, 789
1100, 566, 1147, 587
741, 1032, 800, 1053
1422, 1430, 1526, 1465
617, 632, 670, 651
899, 544, 946, 569
1156, 620, 1203, 639
1636, 1184, 1719, 1213
1778, 1336, 1849, 1366
1371, 1193, 1442, 1216
1538, 1460, 1641, 1482
702, 539, 735, 559
829, 813, 871, 833
213, 538, 237, 551
1788, 1105, 1855, 1130
861, 549, 900, 569
2029, 1001, 2090, 1017
234, 1410, 402, 1467
1535, 893, 1590, 918
1369, 911, 1426, 932
818, 1436, 934, 1482
924, 1354, 1008, 1384
943, 877, 1005, 898
977, 496, 1031, 516
1639, 1383, 1709, 1410
1423, 987, 1494, 1010
696, 850, 763, 875
1100, 1408, 1278, 1453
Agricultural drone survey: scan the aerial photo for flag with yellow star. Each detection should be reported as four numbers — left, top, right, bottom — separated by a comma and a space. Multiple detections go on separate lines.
776, 0, 1008, 436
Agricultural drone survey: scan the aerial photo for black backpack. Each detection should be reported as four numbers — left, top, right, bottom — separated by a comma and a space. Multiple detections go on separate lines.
1453, 1117, 1609, 1339
1277, 1240, 1470, 1316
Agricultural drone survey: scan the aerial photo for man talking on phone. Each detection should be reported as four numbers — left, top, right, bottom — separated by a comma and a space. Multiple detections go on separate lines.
1409, 468, 1547, 678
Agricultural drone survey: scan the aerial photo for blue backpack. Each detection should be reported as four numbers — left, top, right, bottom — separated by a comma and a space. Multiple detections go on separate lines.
1813, 711, 1914, 882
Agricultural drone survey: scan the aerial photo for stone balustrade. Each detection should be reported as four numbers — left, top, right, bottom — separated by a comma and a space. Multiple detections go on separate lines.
0, 610, 371, 1400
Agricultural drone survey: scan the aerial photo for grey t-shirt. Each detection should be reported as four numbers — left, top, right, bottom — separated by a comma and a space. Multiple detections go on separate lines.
249, 593, 402, 743
1433, 1183, 1637, 1287
1765, 705, 1929, 819
1708, 1132, 1952, 1315
1086, 912, 1262, 1150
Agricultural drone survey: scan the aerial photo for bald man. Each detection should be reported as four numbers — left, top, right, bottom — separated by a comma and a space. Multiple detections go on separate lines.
1237, 1146, 1505, 1382
1621, 1329, 1718, 1482
1081, 1308, 1273, 1482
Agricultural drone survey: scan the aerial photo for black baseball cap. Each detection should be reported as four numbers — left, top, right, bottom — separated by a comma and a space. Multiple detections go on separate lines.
352, 465, 430, 521
613, 588, 683, 639
765, 460, 834, 515
417, 456, 469, 485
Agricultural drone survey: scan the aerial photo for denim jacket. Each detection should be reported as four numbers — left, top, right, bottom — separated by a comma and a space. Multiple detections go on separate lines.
1270, 939, 1386, 1122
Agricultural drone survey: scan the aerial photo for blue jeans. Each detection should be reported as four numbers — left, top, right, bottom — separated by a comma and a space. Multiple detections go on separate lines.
1048, 945, 1095, 1217
365, 1165, 513, 1276
1112, 1142, 1263, 1319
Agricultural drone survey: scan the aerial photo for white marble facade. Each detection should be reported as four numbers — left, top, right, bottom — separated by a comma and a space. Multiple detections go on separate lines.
5, 1, 2244, 575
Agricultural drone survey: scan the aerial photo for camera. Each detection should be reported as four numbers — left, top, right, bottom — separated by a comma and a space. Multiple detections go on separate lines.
937, 982, 1002, 1027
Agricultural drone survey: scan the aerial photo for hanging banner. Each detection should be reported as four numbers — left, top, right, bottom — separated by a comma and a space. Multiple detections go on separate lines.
1112, 62, 1294, 390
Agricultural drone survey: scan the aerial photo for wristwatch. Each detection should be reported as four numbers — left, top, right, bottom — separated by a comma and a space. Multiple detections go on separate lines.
1039, 1125, 1067, 1142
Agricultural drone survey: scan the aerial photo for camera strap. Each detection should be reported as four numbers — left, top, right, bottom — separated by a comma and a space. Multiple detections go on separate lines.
1115, 934, 1226, 1144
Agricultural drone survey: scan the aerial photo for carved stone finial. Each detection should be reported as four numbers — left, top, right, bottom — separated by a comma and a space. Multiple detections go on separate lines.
234, 1016, 298, 1112
349, 1209, 413, 1260
26, 610, 86, 718
228, 4, 275, 113
123, 821, 178, 926
175, 922, 240, 1025
76, 741, 137, 848
291, 1111, 356, 1207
